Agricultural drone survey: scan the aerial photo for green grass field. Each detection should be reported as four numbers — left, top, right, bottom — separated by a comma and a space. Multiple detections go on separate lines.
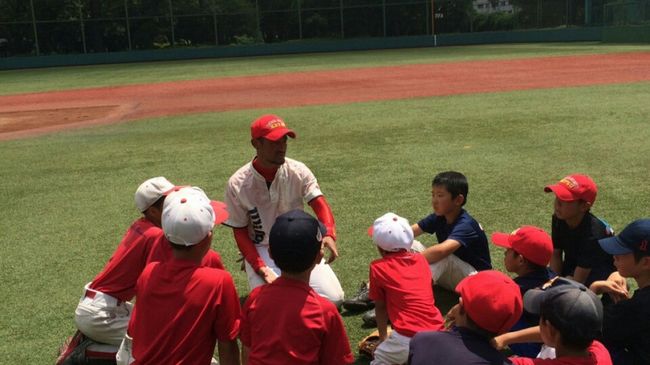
1, 43, 649, 364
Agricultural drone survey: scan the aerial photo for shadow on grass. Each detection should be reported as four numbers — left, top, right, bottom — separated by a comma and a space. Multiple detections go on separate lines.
433, 285, 460, 316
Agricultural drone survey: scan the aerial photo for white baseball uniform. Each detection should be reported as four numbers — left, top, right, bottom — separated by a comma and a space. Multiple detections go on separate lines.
224, 157, 344, 304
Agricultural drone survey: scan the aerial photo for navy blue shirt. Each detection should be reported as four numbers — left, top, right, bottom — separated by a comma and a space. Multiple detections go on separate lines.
417, 209, 492, 271
408, 326, 513, 365
552, 212, 615, 286
509, 267, 556, 357
601, 285, 650, 365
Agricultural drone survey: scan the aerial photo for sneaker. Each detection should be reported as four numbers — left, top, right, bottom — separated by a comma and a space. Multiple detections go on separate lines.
342, 281, 374, 312
362, 308, 377, 327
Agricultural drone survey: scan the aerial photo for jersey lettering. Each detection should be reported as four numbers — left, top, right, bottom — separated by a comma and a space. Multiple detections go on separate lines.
249, 207, 265, 244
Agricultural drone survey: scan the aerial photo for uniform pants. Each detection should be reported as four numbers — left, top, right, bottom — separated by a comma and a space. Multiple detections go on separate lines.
244, 245, 345, 305
430, 254, 478, 291
370, 331, 411, 365
75, 283, 132, 346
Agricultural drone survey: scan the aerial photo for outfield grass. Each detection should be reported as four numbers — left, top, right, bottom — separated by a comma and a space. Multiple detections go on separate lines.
1, 42, 650, 96
0, 45, 649, 364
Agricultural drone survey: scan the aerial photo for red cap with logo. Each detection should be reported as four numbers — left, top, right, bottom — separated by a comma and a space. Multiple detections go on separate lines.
544, 174, 597, 204
455, 270, 523, 335
250, 114, 296, 141
492, 226, 553, 266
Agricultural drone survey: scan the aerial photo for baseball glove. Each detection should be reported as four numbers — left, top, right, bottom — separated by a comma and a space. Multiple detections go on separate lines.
357, 327, 392, 359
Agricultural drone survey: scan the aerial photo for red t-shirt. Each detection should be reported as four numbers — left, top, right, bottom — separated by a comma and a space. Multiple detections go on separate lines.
90, 219, 225, 302
510, 341, 612, 365
369, 251, 445, 337
129, 258, 241, 365
89, 218, 163, 301
240, 276, 354, 365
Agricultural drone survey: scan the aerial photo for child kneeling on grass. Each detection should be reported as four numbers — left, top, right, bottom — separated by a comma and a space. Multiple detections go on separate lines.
367, 213, 445, 365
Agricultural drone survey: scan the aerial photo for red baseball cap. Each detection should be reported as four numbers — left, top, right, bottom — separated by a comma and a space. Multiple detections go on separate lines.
544, 174, 597, 204
455, 270, 523, 335
250, 114, 296, 141
492, 226, 553, 266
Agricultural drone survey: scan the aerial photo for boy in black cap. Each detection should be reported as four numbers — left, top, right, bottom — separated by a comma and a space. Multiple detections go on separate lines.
509, 277, 612, 365
590, 218, 650, 365
240, 209, 354, 365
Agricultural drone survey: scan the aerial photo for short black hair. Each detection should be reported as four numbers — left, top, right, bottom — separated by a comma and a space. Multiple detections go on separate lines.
271, 238, 320, 273
151, 195, 165, 211
433, 171, 468, 206
464, 311, 497, 339
634, 250, 649, 263
168, 240, 193, 251
540, 308, 595, 350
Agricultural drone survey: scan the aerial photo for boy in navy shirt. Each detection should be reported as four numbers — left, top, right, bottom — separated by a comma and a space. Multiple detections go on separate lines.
545, 174, 614, 286
591, 219, 650, 364
412, 171, 492, 290
492, 225, 557, 357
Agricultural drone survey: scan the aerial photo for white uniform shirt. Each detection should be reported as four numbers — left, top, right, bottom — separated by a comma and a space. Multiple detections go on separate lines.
224, 157, 323, 246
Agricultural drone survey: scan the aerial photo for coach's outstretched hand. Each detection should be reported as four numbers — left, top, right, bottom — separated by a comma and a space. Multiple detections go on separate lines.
323, 236, 339, 264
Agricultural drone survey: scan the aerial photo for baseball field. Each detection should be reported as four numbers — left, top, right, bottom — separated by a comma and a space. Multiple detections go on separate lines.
1, 42, 649, 364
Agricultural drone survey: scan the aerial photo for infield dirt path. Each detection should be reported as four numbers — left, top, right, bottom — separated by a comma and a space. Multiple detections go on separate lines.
1, 52, 649, 140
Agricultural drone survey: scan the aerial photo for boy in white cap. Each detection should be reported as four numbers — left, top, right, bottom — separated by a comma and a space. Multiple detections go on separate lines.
73, 177, 225, 347
367, 213, 445, 365
124, 186, 241, 365
74, 177, 175, 346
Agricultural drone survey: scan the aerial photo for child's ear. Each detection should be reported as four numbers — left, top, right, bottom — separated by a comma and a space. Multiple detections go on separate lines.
640, 256, 650, 269
579, 200, 592, 213
314, 243, 325, 264
454, 194, 465, 207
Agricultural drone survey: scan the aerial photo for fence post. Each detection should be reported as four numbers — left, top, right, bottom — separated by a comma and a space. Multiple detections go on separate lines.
124, 0, 132, 50
382, 0, 386, 37
79, 4, 87, 53
256, 0, 261, 41
212, 0, 218, 45
169, 0, 175, 46
298, 0, 303, 39
29, 0, 40, 55
340, 0, 345, 38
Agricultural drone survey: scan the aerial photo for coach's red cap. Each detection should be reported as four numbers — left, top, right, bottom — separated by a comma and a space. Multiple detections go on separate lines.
455, 270, 523, 335
544, 174, 597, 204
492, 226, 553, 266
251, 114, 296, 141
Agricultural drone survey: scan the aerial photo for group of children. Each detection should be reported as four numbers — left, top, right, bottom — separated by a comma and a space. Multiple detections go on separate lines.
59, 165, 649, 365
355, 171, 649, 365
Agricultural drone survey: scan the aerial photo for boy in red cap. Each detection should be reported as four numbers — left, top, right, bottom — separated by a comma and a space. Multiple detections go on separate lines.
545, 174, 615, 286
492, 225, 557, 357
224, 114, 344, 306
367, 213, 444, 365
407, 270, 523, 365
590, 218, 650, 364
123, 186, 241, 365
240, 209, 353, 365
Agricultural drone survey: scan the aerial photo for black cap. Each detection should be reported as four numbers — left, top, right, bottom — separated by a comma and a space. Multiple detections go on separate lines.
524, 277, 603, 341
269, 209, 325, 273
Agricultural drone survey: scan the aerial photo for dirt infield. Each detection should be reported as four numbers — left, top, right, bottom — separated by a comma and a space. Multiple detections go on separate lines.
1, 52, 649, 140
